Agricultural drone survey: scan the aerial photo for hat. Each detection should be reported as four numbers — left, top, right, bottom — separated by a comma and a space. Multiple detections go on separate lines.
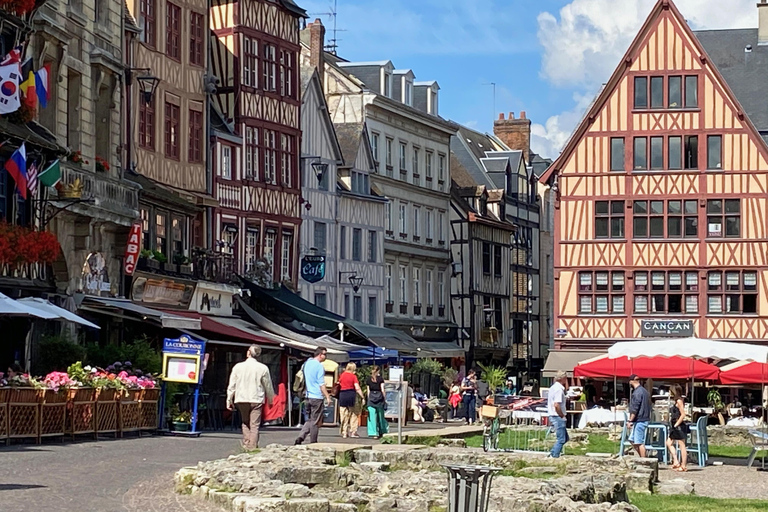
628, 374, 640, 381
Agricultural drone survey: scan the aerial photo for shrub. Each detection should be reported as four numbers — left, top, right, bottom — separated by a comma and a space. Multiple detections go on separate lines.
33, 334, 86, 376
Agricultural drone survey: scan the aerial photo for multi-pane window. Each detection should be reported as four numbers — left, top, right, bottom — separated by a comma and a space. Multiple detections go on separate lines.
371, 133, 379, 163
595, 200, 625, 239
707, 199, 740, 238
367, 230, 377, 262
636, 75, 699, 109
438, 154, 446, 187
263, 230, 275, 269
708, 271, 757, 314
707, 135, 722, 170
138, 97, 155, 149
385, 201, 392, 234
280, 133, 293, 187
171, 216, 184, 257
634, 136, 663, 170
220, 226, 236, 255
313, 222, 326, 253
368, 297, 377, 324
578, 271, 625, 314
633, 76, 663, 108
399, 265, 407, 305
412, 147, 420, 181
399, 142, 407, 171
633, 199, 697, 238
353, 295, 362, 322
166, 2, 181, 61
139, 0, 156, 47
385, 264, 393, 304
426, 269, 434, 312
339, 226, 346, 259
413, 267, 421, 308
494, 245, 502, 277
385, 138, 393, 168
634, 270, 699, 314
426, 151, 433, 184
189, 13, 204, 66
155, 212, 167, 253
245, 228, 258, 272
610, 137, 624, 171
164, 102, 180, 159
482, 242, 491, 274
399, 203, 407, 235
668, 75, 698, 108
243, 37, 258, 88
189, 110, 203, 163
263, 130, 277, 184
245, 127, 258, 179
425, 209, 433, 242
352, 228, 362, 261
413, 206, 420, 240
280, 232, 292, 282
279, 49, 294, 98
684, 135, 698, 169
262, 44, 276, 91
221, 145, 232, 179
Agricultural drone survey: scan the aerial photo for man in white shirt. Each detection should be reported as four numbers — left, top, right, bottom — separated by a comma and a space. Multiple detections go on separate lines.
227, 344, 275, 450
547, 371, 569, 458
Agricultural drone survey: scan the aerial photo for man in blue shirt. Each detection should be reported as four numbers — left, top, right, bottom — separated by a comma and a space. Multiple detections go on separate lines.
295, 347, 331, 445
627, 374, 652, 457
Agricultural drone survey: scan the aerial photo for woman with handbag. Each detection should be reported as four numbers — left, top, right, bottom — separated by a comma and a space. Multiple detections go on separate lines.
366, 366, 389, 439
338, 362, 365, 438
666, 384, 689, 472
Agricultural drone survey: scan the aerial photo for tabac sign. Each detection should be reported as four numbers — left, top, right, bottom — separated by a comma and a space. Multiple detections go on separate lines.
124, 222, 143, 276
301, 255, 326, 283
641, 320, 694, 337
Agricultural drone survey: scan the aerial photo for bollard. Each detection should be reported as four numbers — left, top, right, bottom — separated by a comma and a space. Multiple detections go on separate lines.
442, 464, 501, 512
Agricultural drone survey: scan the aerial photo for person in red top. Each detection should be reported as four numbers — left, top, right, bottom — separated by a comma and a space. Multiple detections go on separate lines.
338, 362, 366, 438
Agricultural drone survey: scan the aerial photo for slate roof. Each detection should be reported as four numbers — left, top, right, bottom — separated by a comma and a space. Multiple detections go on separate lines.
694, 28, 768, 144
124, 1, 139, 32
334, 123, 363, 167
529, 152, 553, 179
450, 152, 477, 188
278, 0, 307, 18
450, 125, 499, 189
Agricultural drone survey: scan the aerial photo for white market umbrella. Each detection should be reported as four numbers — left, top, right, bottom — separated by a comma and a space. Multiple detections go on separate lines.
608, 337, 768, 363
0, 293, 58, 319
18, 297, 100, 329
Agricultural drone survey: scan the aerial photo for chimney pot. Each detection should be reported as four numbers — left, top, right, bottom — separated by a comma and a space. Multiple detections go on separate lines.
509, 112, 515, 119
520, 111, 527, 119
309, 19, 326, 87
759, 0, 768, 45
498, 113, 504, 120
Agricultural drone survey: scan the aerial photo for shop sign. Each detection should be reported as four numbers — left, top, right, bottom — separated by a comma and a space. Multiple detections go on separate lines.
131, 272, 196, 308
82, 252, 111, 297
301, 255, 325, 283
190, 281, 238, 316
640, 319, 693, 337
124, 222, 143, 276
162, 335, 206, 384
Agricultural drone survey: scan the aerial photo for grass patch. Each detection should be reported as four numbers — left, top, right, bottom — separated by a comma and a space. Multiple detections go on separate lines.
629, 492, 768, 512
381, 435, 442, 447
464, 431, 619, 455
428, 506, 448, 512
707, 445, 767, 459
336, 451, 353, 467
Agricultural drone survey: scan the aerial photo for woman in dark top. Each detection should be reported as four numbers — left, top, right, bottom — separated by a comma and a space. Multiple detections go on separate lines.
366, 366, 388, 439
338, 362, 365, 438
665, 384, 688, 472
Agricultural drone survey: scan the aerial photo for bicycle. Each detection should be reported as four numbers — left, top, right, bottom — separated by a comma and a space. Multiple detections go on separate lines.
482, 409, 501, 452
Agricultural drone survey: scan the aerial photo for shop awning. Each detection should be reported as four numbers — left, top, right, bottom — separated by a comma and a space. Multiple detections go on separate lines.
543, 349, 604, 377
0, 293, 58, 318
574, 354, 720, 380
415, 341, 466, 358
159, 310, 281, 347
18, 297, 100, 329
80, 297, 201, 330
719, 361, 768, 385
608, 337, 768, 363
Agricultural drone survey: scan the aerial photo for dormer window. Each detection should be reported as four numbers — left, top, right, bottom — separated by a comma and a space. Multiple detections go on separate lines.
404, 79, 413, 106
383, 71, 392, 98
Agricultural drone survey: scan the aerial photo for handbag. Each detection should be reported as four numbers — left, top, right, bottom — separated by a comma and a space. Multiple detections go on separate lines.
330, 382, 341, 399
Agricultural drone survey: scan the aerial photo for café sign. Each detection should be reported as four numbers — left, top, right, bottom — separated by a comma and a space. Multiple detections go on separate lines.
640, 319, 694, 337
131, 272, 196, 308
301, 255, 326, 283
123, 221, 143, 276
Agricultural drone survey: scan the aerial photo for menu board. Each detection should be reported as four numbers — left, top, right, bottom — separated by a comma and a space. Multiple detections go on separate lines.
383, 381, 408, 425
164, 355, 201, 384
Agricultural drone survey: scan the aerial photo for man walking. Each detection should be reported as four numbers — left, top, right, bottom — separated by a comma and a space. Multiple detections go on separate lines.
547, 371, 569, 458
295, 347, 331, 445
226, 344, 275, 450
627, 374, 652, 457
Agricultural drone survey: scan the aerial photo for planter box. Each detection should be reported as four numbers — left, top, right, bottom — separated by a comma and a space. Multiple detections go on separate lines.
66, 387, 96, 440
139, 388, 160, 431
179, 263, 193, 275
161, 262, 178, 273
8, 387, 41, 442
146, 259, 161, 270
119, 389, 141, 435
0, 388, 8, 443
95, 388, 120, 436
40, 389, 67, 439
172, 421, 190, 432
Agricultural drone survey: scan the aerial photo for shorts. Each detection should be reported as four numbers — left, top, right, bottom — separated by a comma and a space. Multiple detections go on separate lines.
629, 421, 648, 444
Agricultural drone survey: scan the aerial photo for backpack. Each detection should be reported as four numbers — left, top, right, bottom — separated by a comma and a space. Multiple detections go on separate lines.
292, 362, 306, 396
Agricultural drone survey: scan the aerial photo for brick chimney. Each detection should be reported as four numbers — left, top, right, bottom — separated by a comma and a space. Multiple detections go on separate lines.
759, 0, 768, 46
309, 19, 325, 86
493, 111, 532, 161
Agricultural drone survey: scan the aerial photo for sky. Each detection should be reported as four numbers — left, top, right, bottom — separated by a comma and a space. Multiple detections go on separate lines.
298, 0, 759, 160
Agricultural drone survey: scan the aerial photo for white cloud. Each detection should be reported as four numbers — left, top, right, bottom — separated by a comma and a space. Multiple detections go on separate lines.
532, 0, 757, 159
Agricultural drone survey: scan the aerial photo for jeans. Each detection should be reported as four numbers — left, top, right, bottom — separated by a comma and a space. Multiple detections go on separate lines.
462, 394, 476, 423
236, 402, 263, 450
296, 398, 324, 444
549, 415, 569, 457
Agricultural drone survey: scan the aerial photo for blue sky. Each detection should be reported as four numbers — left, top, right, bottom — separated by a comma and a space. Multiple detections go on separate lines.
299, 0, 758, 159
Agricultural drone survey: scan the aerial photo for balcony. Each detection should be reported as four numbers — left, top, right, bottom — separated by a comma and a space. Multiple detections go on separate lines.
385, 301, 394, 313
426, 305, 433, 316
60, 164, 140, 221
438, 305, 445, 317
413, 304, 422, 316
191, 249, 236, 284
399, 302, 408, 314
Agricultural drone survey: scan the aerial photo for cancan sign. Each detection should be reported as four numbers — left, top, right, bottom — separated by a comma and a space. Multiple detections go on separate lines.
124, 221, 143, 276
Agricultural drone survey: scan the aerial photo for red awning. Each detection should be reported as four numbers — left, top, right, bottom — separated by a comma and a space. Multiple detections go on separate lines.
161, 310, 280, 346
719, 361, 768, 385
573, 354, 720, 380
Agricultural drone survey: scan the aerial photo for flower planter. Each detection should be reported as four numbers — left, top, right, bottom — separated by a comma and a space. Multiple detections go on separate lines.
172, 421, 190, 432
119, 389, 141, 436
40, 389, 67, 439
8, 387, 42, 442
139, 388, 160, 432
66, 387, 96, 440
0, 387, 9, 443
146, 259, 161, 271
161, 262, 178, 273
95, 388, 120, 437
179, 263, 193, 275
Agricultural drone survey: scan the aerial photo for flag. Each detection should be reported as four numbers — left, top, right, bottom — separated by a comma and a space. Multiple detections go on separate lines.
27, 160, 38, 197
0, 63, 20, 114
5, 144, 27, 200
19, 58, 35, 109
35, 63, 50, 108
0, 47, 21, 66
38, 159, 60, 188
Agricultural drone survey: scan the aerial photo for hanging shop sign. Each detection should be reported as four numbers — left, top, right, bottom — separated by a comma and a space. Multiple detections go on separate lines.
162, 335, 206, 384
124, 221, 143, 276
301, 255, 326, 283
189, 281, 239, 316
640, 319, 694, 337
131, 272, 196, 308
81, 252, 111, 296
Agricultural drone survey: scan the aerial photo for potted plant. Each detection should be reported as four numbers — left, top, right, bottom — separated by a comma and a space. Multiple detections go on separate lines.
707, 388, 726, 425
477, 363, 507, 399
172, 411, 192, 432
144, 250, 161, 270
94, 156, 110, 173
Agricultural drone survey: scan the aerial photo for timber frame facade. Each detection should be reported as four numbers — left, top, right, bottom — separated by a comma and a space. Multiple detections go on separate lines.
541, 0, 768, 349
209, 0, 306, 286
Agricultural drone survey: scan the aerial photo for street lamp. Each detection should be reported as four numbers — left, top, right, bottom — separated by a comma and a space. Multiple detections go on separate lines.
339, 271, 363, 292
135, 74, 161, 105
124, 68, 161, 175
311, 161, 328, 183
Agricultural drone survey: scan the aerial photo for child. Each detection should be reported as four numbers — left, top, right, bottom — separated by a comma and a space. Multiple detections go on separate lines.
449, 383, 462, 419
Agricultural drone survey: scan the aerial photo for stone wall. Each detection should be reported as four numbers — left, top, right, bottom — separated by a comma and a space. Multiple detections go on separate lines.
706, 425, 754, 447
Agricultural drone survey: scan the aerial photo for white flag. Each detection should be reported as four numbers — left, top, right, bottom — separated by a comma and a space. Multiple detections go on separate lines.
0, 63, 21, 114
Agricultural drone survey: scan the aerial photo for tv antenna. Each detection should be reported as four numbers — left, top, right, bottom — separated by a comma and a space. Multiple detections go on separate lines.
310, 0, 345, 55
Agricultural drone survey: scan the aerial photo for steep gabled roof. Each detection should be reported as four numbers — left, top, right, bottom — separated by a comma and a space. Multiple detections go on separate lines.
539, 0, 768, 184
334, 122, 363, 167
278, 0, 306, 18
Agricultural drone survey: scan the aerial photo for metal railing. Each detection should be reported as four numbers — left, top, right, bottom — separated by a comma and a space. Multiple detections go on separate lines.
60, 164, 140, 217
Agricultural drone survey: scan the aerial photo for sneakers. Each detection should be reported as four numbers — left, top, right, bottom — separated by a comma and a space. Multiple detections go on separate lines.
294, 438, 303, 445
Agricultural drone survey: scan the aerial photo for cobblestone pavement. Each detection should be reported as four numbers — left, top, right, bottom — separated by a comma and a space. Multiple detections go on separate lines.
656, 457, 768, 500
0, 427, 393, 512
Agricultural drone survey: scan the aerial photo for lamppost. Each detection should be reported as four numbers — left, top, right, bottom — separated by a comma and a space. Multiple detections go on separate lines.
124, 68, 161, 175
339, 271, 363, 292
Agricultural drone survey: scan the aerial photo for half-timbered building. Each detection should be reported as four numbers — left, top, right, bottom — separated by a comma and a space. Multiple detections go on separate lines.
209, 0, 306, 285
540, 0, 768, 359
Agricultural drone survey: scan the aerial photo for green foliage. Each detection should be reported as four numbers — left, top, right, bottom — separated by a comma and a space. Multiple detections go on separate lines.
628, 493, 768, 512
335, 451, 353, 467
356, 365, 373, 388
66, 361, 90, 384
442, 367, 458, 388
707, 388, 724, 412
477, 362, 507, 393
152, 250, 167, 263
85, 335, 162, 374
140, 249, 153, 259
174, 411, 192, 423
33, 333, 86, 375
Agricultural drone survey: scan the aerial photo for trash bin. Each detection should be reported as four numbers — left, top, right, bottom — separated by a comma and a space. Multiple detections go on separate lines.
442, 464, 501, 512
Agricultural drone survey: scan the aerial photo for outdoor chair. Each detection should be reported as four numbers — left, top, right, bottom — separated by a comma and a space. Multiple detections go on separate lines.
643, 423, 668, 464
683, 416, 708, 467
617, 412, 633, 457
746, 429, 768, 469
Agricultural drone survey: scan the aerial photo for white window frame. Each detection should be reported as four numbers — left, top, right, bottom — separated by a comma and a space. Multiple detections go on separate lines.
221, 145, 232, 179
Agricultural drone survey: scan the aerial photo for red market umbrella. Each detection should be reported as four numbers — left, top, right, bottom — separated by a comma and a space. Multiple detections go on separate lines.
573, 354, 720, 380
718, 361, 768, 385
